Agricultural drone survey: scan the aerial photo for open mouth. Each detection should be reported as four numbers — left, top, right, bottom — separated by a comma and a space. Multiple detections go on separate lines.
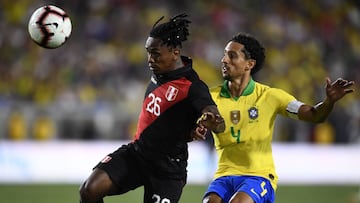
149, 64, 157, 70
222, 65, 229, 73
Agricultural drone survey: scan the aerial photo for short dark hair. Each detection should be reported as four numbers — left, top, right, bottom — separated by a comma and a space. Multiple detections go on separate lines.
150, 13, 191, 48
230, 33, 265, 75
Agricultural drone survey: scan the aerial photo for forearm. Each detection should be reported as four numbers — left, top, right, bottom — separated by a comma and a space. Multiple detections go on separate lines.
299, 77, 355, 123
299, 98, 335, 123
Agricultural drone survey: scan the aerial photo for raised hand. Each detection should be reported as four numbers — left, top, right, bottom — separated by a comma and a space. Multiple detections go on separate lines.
325, 77, 355, 103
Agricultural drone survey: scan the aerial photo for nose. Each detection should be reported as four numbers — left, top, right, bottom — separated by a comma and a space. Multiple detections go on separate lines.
221, 55, 227, 64
147, 54, 155, 63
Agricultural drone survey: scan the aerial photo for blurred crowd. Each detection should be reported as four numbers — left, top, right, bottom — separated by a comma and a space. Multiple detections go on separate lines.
0, 0, 359, 144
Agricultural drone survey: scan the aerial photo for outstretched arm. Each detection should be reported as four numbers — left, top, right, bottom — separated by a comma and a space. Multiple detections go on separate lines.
298, 77, 355, 123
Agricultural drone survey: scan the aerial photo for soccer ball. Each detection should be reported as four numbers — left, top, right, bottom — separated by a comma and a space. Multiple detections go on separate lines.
28, 5, 72, 49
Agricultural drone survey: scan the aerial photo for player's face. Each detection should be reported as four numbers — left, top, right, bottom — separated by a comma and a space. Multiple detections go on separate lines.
221, 41, 254, 81
145, 37, 177, 74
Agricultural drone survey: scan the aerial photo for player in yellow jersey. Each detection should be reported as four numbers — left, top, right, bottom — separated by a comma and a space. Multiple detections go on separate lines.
194, 33, 355, 203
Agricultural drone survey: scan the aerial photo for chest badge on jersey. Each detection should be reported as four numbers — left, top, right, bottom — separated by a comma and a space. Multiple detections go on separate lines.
248, 107, 258, 120
165, 85, 179, 101
230, 110, 240, 124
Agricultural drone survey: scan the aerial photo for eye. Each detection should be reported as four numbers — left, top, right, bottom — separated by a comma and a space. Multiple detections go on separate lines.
224, 50, 238, 59
228, 52, 236, 59
152, 52, 160, 58
147, 50, 160, 58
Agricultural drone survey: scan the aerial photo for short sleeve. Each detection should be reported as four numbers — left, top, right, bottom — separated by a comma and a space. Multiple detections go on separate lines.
188, 80, 215, 113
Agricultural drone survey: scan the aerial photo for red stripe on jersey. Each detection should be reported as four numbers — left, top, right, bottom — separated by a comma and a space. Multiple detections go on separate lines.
134, 77, 191, 140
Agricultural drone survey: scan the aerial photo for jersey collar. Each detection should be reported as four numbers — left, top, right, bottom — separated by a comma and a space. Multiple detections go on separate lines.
153, 56, 193, 84
220, 78, 255, 99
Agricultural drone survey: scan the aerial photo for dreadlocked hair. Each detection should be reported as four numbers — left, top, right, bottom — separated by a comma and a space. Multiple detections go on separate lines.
230, 32, 265, 75
150, 13, 191, 48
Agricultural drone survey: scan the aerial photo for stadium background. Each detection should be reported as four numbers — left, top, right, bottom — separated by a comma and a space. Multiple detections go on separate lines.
0, 0, 359, 202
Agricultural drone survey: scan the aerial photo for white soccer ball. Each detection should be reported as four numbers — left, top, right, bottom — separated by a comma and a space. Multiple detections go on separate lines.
28, 5, 72, 49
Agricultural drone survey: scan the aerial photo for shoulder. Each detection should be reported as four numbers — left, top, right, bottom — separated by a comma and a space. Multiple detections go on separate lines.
187, 79, 213, 100
267, 87, 293, 98
254, 82, 296, 106
209, 84, 223, 97
254, 81, 270, 91
255, 82, 289, 96
189, 78, 209, 90
210, 85, 222, 93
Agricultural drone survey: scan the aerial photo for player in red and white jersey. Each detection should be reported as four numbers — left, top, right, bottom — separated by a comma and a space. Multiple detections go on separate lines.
79, 13, 225, 203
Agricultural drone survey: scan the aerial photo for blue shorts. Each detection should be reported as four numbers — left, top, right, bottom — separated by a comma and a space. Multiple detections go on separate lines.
203, 176, 275, 203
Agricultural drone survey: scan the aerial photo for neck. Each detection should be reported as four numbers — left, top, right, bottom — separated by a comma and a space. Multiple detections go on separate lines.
228, 74, 251, 97
174, 58, 185, 69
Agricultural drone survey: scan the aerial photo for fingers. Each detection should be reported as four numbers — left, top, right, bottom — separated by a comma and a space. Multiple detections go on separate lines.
202, 112, 214, 120
345, 89, 354, 94
328, 78, 355, 89
202, 112, 223, 122
197, 112, 224, 133
342, 80, 355, 88
325, 77, 355, 102
192, 126, 207, 141
197, 112, 215, 124
195, 126, 207, 140
336, 78, 350, 87
325, 77, 331, 88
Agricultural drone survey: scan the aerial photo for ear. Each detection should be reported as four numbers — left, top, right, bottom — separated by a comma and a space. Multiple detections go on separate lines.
173, 48, 180, 60
173, 48, 180, 56
246, 59, 256, 71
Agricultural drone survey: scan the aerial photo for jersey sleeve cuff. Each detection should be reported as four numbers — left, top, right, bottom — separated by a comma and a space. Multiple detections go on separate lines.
286, 100, 304, 119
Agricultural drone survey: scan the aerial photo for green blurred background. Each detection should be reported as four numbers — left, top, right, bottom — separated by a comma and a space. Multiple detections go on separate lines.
1, 0, 359, 203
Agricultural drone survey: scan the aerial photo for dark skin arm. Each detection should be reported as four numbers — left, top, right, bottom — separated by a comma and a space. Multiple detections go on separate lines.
298, 77, 355, 123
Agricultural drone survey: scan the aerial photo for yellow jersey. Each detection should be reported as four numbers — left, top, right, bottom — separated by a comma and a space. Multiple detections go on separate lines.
210, 79, 300, 190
